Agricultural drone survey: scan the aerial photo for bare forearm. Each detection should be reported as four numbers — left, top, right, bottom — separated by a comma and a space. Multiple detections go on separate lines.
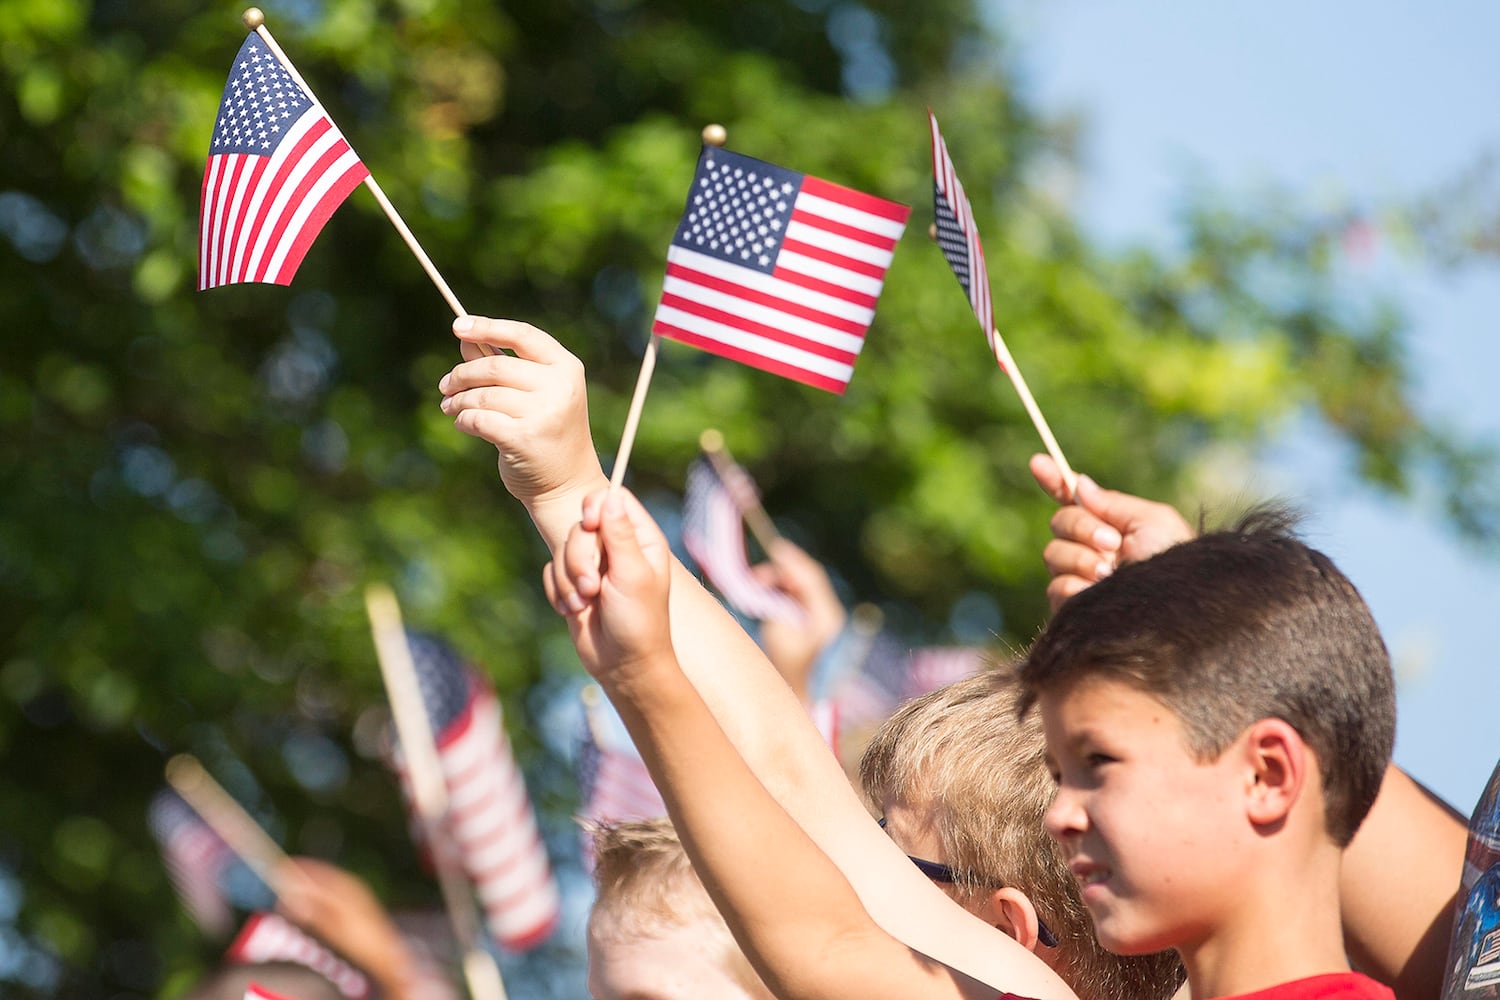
602, 652, 976, 1000
1342, 764, 1466, 1000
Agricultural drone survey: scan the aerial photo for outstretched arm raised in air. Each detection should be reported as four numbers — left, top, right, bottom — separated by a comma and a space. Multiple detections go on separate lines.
551, 486, 1002, 1000
439, 316, 1074, 1000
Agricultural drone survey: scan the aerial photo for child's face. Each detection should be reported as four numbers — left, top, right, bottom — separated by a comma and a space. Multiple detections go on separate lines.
587, 915, 765, 1000
1038, 675, 1249, 957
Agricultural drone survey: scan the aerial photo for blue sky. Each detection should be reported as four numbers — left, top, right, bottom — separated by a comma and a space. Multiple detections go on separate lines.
1001, 1, 1500, 813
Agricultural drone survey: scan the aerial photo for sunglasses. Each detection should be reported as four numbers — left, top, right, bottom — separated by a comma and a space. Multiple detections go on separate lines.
878, 817, 1060, 948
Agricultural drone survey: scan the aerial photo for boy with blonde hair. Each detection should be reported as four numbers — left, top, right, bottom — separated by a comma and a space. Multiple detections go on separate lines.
861, 672, 1182, 1000
588, 818, 775, 1000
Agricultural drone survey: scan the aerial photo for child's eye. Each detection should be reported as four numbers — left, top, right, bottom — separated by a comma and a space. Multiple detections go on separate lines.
1086, 752, 1116, 768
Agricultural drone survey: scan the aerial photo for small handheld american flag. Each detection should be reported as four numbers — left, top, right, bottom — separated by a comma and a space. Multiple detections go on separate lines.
681, 455, 804, 623
199, 33, 368, 290
652, 145, 910, 394
149, 787, 235, 936
391, 633, 561, 952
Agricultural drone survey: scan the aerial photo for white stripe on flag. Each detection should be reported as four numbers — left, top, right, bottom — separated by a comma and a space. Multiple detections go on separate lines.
794, 191, 909, 240
783, 218, 896, 268
775, 248, 888, 298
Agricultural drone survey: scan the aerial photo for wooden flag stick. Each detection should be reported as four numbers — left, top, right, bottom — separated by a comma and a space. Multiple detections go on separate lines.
698, 428, 782, 554
240, 8, 499, 355
165, 754, 292, 894
608, 335, 660, 491
609, 124, 731, 492
987, 329, 1076, 496
364, 584, 507, 1000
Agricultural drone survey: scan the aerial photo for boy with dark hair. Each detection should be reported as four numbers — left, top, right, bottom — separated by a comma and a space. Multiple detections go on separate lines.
1018, 506, 1395, 999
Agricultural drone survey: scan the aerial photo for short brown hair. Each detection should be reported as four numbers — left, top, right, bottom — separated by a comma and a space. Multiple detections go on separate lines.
1018, 505, 1395, 846
588, 818, 771, 999
860, 671, 1183, 1000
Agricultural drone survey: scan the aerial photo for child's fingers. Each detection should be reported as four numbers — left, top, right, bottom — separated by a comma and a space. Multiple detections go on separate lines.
561, 522, 604, 600
451, 316, 576, 366
1029, 453, 1075, 504
610, 489, 673, 571
1046, 575, 1093, 613
1049, 503, 1123, 553
1042, 538, 1114, 584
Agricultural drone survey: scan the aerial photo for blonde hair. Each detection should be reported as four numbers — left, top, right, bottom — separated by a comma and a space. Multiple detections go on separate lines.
860, 670, 1183, 1000
589, 818, 772, 999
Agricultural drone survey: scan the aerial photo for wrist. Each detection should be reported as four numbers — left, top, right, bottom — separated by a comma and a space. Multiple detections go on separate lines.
525, 472, 609, 548
598, 648, 688, 714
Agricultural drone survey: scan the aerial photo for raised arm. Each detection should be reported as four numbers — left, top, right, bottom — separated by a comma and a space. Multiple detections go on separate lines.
551, 487, 997, 1000
1339, 768, 1466, 1000
440, 317, 1073, 999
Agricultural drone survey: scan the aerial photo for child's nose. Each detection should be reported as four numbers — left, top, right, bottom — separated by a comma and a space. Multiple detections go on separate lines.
1043, 786, 1085, 845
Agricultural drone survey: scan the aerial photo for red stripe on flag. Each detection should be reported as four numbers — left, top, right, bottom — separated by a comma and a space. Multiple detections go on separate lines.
789, 210, 901, 253
799, 174, 911, 223
779, 236, 889, 280
252, 136, 353, 283
770, 262, 880, 310
652, 321, 849, 394
663, 262, 867, 336
658, 291, 860, 365
198, 159, 216, 288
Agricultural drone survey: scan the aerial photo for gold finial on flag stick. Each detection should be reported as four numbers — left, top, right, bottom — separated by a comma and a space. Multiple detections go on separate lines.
364, 584, 508, 1000
165, 754, 292, 894
928, 223, 938, 241
701, 123, 728, 147
988, 330, 1076, 497
698, 428, 782, 555
243, 11, 496, 354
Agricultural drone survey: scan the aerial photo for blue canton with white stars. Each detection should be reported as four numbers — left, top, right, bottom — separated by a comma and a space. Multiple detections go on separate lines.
670, 148, 804, 275
211, 35, 313, 156
405, 631, 471, 736
932, 192, 972, 295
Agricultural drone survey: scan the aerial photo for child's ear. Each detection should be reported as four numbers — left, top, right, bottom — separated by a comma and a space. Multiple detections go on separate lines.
978, 886, 1046, 953
1242, 718, 1307, 827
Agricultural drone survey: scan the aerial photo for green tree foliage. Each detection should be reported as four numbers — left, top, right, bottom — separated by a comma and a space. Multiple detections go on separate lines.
0, 0, 1493, 995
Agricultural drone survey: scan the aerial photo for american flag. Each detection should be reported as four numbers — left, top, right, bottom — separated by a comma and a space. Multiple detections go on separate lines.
391, 634, 561, 952
652, 146, 909, 394
929, 112, 995, 354
228, 912, 372, 1000
149, 788, 235, 936
681, 456, 803, 623
199, 33, 369, 290
576, 688, 666, 862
